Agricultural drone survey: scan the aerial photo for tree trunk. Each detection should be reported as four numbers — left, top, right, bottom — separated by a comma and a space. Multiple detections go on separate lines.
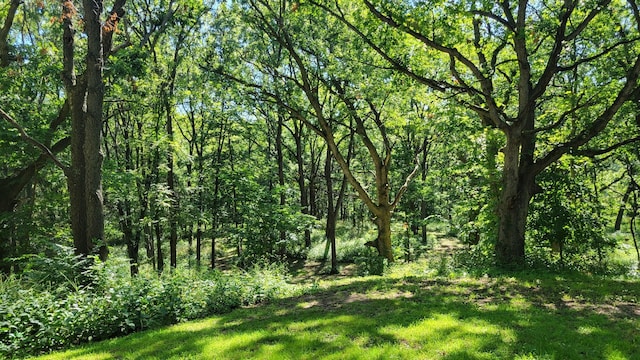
146, 225, 155, 271
0, 197, 13, 274
373, 209, 393, 261
62, 0, 126, 263
495, 132, 531, 266
64, 0, 107, 261
210, 118, 227, 269
630, 207, 640, 265
615, 183, 633, 231
325, 148, 338, 274
166, 110, 178, 269
309, 142, 320, 218
127, 233, 140, 276
294, 121, 311, 247
276, 114, 286, 253
0, 0, 21, 67
211, 230, 216, 269
420, 140, 429, 245
196, 220, 202, 267
155, 221, 164, 274
118, 201, 139, 276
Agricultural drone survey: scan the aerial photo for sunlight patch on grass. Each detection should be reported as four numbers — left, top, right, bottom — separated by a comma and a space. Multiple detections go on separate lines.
576, 325, 598, 335
509, 294, 532, 310
382, 313, 514, 359
32, 268, 640, 360
604, 346, 631, 360
35, 350, 114, 360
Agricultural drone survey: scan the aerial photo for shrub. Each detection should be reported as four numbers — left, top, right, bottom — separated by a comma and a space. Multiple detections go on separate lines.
0, 256, 300, 359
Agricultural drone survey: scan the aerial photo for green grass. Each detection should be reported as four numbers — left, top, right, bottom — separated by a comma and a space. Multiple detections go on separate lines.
31, 265, 639, 360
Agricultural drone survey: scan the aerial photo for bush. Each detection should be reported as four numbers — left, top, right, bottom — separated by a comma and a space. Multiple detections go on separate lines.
0, 256, 300, 359
527, 161, 617, 271
307, 222, 375, 264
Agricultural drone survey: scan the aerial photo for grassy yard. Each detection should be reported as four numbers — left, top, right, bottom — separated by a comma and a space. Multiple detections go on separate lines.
32, 263, 639, 360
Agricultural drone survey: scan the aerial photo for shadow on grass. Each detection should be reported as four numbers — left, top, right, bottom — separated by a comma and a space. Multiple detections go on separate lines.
41, 274, 639, 360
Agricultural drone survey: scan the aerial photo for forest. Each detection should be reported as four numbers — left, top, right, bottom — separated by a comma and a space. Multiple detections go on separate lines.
1, 0, 639, 358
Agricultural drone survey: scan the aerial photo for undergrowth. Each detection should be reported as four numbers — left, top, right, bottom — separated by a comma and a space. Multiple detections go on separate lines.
0, 250, 302, 359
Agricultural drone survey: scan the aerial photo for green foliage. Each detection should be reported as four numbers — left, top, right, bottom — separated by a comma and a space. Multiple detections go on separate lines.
17, 244, 92, 291
32, 264, 640, 360
354, 251, 387, 276
233, 184, 316, 266
0, 254, 299, 359
306, 222, 391, 275
528, 160, 617, 272
308, 228, 369, 264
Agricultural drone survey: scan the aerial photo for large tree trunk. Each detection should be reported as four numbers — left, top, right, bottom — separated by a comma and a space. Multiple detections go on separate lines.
496, 190, 530, 266
63, 0, 125, 262
372, 208, 393, 261
495, 132, 533, 266
65, 0, 108, 261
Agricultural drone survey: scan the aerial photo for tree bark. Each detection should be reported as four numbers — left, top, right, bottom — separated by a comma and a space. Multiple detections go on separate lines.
83, 0, 106, 260
293, 120, 312, 247
155, 221, 164, 274
163, 50, 181, 269
210, 116, 228, 269
324, 147, 338, 274
166, 107, 178, 269
420, 142, 429, 245
0, 0, 21, 67
615, 183, 633, 231
63, 0, 125, 262
372, 209, 393, 261
64, 0, 108, 261
276, 113, 286, 253
495, 130, 534, 266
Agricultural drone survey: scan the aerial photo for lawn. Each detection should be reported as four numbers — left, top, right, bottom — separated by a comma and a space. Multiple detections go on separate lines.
32, 265, 639, 360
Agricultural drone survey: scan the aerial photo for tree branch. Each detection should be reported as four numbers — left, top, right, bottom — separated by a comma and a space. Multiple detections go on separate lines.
532, 55, 640, 175
102, 0, 128, 57
308, 0, 454, 93
574, 135, 640, 158
0, 0, 21, 67
391, 151, 421, 210
472, 9, 514, 31
0, 108, 68, 173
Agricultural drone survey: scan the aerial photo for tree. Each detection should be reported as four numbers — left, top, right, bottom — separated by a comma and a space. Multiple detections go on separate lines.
1, 0, 126, 268
63, 0, 126, 261
0, 0, 72, 274
314, 0, 640, 266
324, 122, 354, 273
213, 0, 423, 262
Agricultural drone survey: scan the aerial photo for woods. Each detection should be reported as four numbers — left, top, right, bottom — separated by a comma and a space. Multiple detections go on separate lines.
1, 0, 640, 357
1, 0, 640, 273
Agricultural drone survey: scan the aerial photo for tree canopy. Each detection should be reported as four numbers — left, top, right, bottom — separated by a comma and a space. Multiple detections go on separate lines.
0, 0, 639, 275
